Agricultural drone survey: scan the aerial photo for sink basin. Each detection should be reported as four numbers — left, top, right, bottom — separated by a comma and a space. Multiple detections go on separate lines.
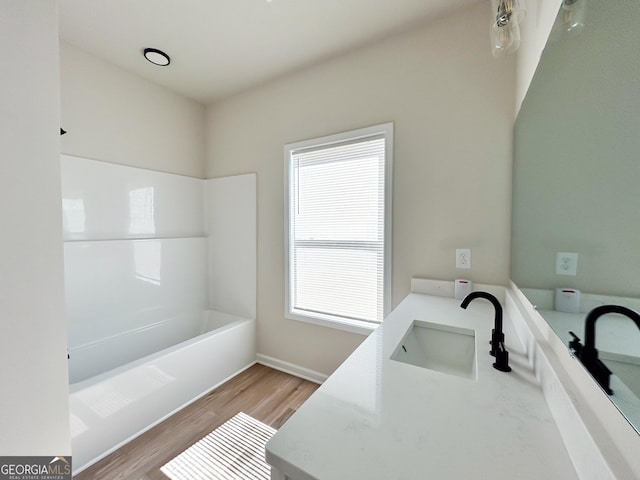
391, 320, 477, 380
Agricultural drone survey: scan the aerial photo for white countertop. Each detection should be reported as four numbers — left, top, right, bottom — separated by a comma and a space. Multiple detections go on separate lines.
266, 293, 579, 479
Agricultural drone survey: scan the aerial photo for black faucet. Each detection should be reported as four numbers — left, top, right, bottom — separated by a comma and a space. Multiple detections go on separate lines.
460, 291, 511, 372
569, 305, 640, 395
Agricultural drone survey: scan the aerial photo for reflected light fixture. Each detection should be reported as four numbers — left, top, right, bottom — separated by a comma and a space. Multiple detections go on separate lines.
490, 0, 525, 58
143, 48, 170, 66
560, 0, 587, 33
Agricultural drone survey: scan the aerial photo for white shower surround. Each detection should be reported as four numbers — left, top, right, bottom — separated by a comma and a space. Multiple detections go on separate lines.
66, 237, 210, 383
61, 155, 257, 473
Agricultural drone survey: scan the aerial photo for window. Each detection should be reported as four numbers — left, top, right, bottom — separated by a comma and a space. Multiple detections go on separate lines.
285, 123, 393, 334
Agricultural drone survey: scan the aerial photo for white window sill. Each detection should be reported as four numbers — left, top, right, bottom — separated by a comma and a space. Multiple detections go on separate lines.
286, 311, 379, 336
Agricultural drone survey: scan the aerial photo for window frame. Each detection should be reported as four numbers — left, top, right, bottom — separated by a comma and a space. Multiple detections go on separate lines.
284, 123, 393, 335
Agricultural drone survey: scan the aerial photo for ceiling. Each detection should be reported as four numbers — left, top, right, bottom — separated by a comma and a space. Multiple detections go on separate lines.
59, 0, 483, 105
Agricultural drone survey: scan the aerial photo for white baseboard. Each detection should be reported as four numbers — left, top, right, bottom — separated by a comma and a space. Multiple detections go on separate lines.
256, 354, 327, 384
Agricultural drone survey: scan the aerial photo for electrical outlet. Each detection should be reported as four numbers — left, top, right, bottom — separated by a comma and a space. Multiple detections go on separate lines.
555, 252, 578, 276
456, 249, 471, 269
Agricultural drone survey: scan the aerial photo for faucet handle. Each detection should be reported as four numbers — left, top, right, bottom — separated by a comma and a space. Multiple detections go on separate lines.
568, 331, 583, 356
490, 328, 505, 357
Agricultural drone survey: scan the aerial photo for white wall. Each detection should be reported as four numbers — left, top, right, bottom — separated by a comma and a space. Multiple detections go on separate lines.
0, 0, 70, 455
60, 42, 206, 178
205, 3, 516, 375
515, 0, 562, 114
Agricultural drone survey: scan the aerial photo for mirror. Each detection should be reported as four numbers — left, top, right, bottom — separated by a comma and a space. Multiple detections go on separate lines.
511, 0, 640, 432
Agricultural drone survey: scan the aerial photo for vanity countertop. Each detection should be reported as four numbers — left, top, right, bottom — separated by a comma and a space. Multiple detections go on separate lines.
265, 293, 579, 479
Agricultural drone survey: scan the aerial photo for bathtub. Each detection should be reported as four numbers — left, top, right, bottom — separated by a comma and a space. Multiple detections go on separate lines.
68, 310, 256, 474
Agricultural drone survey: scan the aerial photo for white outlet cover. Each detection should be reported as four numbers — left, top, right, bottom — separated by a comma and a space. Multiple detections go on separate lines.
456, 249, 471, 269
555, 252, 578, 276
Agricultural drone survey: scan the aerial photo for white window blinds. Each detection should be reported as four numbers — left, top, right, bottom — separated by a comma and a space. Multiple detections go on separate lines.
286, 129, 390, 327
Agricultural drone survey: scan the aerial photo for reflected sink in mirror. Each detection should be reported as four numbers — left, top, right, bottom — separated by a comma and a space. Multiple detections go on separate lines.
391, 320, 476, 380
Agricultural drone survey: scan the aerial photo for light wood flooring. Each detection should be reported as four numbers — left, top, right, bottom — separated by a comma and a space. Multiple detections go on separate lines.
74, 363, 320, 480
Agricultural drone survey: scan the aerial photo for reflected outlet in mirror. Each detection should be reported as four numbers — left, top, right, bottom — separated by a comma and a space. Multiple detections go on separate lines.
391, 320, 477, 380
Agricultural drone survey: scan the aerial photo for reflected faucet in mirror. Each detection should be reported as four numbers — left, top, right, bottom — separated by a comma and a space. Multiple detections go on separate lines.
569, 305, 640, 396
460, 291, 511, 372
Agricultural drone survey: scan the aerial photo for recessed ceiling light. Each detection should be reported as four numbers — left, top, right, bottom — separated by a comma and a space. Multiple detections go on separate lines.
143, 48, 170, 66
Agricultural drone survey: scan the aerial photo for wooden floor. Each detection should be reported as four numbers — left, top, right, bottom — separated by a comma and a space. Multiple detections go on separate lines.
74, 363, 319, 480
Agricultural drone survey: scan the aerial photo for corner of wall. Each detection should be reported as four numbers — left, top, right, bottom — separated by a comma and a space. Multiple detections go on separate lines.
514, 0, 563, 115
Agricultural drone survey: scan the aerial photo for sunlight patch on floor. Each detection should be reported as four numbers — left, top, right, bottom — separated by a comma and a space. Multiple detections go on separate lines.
161, 412, 276, 480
